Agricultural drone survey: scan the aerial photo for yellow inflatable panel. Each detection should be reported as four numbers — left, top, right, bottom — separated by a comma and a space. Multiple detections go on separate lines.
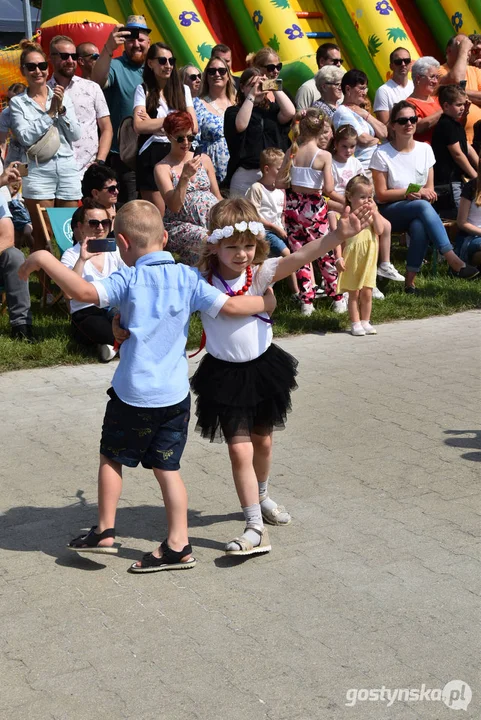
437, 0, 479, 36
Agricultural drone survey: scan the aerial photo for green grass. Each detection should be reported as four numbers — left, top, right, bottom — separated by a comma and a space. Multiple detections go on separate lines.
1, 250, 480, 374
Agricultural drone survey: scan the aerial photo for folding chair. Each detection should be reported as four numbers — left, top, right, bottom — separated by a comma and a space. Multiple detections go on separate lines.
36, 204, 75, 308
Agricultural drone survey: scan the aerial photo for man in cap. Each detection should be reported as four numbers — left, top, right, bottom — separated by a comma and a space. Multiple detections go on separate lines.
92, 15, 151, 203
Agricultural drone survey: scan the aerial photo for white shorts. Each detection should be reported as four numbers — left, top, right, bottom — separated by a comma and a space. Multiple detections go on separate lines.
23, 154, 81, 201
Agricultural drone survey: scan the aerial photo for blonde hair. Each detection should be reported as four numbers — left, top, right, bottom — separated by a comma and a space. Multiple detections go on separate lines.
246, 47, 279, 69
197, 198, 269, 273
19, 39, 46, 67
344, 175, 373, 207
50, 35, 75, 54
333, 124, 358, 149
260, 147, 284, 168
280, 108, 329, 184
199, 56, 236, 104
114, 200, 165, 249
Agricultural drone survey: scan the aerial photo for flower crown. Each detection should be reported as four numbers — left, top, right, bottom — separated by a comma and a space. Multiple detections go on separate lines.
207, 221, 266, 244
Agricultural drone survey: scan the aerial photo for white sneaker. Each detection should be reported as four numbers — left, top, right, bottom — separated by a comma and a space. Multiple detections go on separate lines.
300, 302, 314, 316
98, 344, 118, 363
377, 262, 405, 282
331, 297, 347, 313
351, 322, 366, 336
372, 286, 385, 300
361, 321, 377, 335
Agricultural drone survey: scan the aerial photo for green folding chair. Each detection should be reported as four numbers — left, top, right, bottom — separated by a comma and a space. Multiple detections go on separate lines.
37, 205, 76, 308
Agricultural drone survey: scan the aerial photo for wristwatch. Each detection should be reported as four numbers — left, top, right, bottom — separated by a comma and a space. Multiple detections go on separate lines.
95, 159, 106, 165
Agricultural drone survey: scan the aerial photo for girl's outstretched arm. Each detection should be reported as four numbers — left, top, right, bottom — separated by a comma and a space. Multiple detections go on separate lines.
273, 204, 372, 283
19, 250, 100, 305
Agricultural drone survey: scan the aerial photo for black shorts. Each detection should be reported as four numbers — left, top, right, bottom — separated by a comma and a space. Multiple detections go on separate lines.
100, 388, 190, 470
136, 141, 171, 192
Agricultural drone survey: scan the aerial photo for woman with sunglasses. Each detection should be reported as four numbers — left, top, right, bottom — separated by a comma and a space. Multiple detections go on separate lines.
154, 111, 222, 265
133, 43, 198, 215
333, 69, 387, 175
370, 101, 478, 293
81, 164, 119, 221
9, 40, 81, 253
224, 66, 295, 196
312, 65, 345, 120
180, 65, 202, 98
193, 57, 236, 185
61, 198, 125, 362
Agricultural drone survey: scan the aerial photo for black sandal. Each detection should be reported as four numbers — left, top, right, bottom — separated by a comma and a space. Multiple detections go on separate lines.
129, 540, 196, 573
68, 526, 118, 554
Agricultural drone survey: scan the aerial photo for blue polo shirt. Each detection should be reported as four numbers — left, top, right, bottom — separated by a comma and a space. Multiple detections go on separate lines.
104, 52, 144, 153
92, 251, 227, 407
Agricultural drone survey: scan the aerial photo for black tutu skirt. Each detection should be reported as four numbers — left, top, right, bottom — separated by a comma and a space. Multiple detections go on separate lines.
190, 343, 298, 442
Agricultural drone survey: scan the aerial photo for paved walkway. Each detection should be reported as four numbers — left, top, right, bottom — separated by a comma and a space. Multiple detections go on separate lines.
1, 312, 480, 720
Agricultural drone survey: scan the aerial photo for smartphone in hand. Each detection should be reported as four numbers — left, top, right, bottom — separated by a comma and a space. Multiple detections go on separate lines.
87, 238, 117, 253
261, 78, 283, 92
14, 162, 28, 177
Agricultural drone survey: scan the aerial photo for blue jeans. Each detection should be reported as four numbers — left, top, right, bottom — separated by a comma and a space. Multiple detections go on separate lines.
265, 230, 288, 257
455, 232, 481, 264
378, 200, 453, 273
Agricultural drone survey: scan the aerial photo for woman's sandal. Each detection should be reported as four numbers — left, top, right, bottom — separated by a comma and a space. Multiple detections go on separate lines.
225, 526, 271, 557
260, 495, 292, 526
68, 526, 118, 554
129, 540, 196, 573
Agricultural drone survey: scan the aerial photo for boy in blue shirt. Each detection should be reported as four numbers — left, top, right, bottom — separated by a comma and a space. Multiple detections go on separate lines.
19, 200, 276, 573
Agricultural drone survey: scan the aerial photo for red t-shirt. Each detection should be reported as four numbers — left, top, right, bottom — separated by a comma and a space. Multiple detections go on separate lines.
409, 96, 441, 145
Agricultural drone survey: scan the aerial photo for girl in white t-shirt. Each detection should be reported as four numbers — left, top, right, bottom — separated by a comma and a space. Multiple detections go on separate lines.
133, 43, 197, 215
191, 196, 371, 557
329, 124, 404, 286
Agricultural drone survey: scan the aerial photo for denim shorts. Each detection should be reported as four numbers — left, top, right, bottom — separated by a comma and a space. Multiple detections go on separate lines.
265, 230, 288, 256
22, 153, 81, 201
100, 389, 191, 470
8, 198, 31, 231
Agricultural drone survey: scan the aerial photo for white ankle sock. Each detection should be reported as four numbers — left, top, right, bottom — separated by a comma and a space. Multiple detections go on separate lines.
242, 503, 263, 547
259, 478, 278, 512
258, 479, 268, 497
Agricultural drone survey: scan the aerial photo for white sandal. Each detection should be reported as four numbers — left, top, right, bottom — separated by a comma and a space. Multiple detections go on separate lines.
225, 526, 271, 556
260, 495, 292, 526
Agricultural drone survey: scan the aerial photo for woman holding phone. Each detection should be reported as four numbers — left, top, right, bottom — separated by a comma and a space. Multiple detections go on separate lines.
370, 101, 478, 292
224, 66, 295, 196
61, 199, 125, 362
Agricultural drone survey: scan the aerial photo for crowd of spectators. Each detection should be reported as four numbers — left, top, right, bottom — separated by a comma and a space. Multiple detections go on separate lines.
1, 16, 480, 351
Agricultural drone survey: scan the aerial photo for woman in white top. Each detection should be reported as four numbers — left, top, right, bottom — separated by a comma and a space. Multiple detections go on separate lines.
333, 69, 387, 174
133, 43, 197, 215
277, 108, 342, 315
370, 100, 478, 292
61, 199, 125, 362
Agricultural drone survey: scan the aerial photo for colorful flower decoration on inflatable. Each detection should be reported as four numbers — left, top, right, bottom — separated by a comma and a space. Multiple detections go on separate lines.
375, 1, 393, 16
451, 12, 463, 31
252, 10, 264, 30
285, 24, 304, 40
179, 11, 200, 27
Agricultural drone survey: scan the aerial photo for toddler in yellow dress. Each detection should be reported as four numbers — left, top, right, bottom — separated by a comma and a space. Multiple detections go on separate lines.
335, 175, 383, 336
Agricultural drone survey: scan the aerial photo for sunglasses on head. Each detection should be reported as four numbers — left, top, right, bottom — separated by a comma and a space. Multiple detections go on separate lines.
207, 66, 228, 77
265, 63, 283, 72
81, 52, 100, 60
52, 52, 78, 61
103, 184, 119, 194
175, 134, 196, 143
88, 218, 111, 229
24, 61, 48, 72
393, 115, 418, 125
392, 57, 411, 66
188, 73, 201, 81
156, 56, 176, 66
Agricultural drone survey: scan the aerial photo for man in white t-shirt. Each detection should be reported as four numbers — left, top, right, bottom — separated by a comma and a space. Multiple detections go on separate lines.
295, 43, 343, 109
374, 48, 414, 124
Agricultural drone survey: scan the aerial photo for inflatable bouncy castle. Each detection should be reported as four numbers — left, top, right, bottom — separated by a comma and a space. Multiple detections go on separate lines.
1, 0, 479, 100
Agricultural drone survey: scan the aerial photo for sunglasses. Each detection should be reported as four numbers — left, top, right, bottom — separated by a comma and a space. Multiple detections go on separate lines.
23, 61, 48, 72
103, 185, 119, 194
207, 66, 228, 77
175, 134, 196, 143
393, 115, 418, 125
264, 63, 283, 72
156, 56, 176, 66
81, 53, 100, 60
88, 218, 111, 229
51, 52, 78, 61
188, 73, 201, 81
392, 57, 411, 66
329, 58, 344, 66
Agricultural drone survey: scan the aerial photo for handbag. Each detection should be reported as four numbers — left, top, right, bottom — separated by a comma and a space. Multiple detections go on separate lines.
118, 116, 138, 170
26, 125, 60, 165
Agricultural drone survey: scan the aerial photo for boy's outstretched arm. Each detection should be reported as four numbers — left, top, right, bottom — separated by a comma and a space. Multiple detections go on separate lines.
273, 204, 372, 283
221, 287, 276, 317
19, 250, 100, 305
